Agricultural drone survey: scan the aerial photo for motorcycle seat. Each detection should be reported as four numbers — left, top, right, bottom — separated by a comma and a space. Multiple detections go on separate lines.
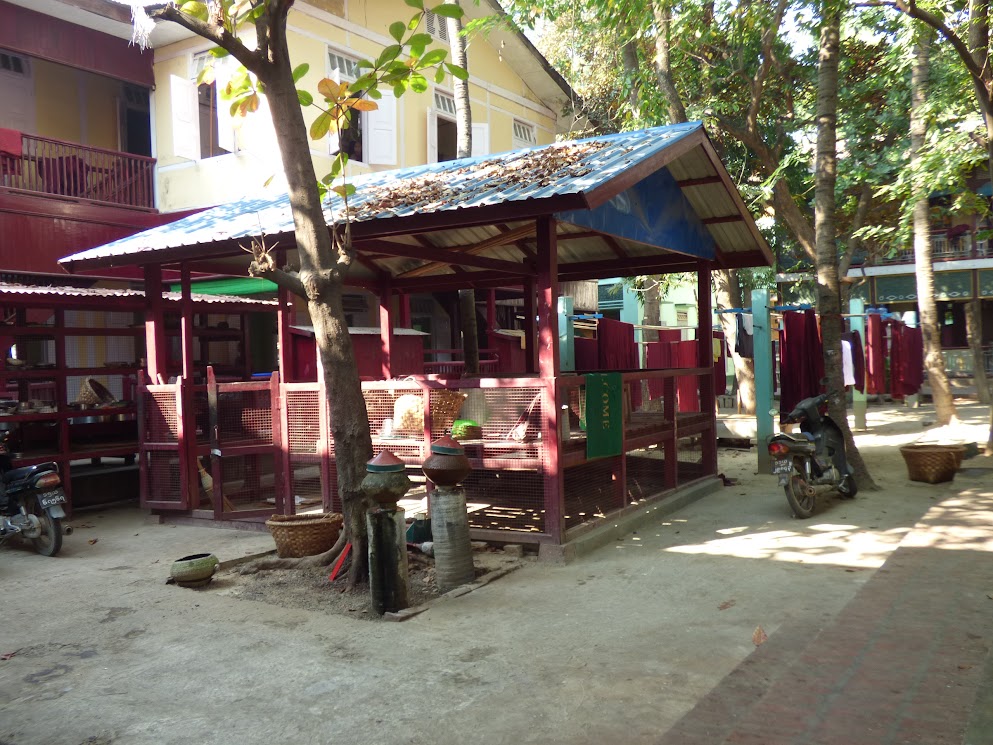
3, 462, 56, 486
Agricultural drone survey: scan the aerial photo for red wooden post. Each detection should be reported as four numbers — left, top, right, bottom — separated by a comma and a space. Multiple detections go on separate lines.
143, 264, 166, 383
276, 278, 295, 383
536, 216, 563, 543
663, 376, 677, 489
179, 264, 194, 380
399, 292, 411, 329
486, 290, 497, 333
524, 278, 537, 375
54, 308, 72, 514
270, 371, 287, 515
380, 284, 393, 379
206, 366, 222, 519
697, 263, 718, 475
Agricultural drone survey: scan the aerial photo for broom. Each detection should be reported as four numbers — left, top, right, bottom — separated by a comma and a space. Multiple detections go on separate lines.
197, 458, 236, 513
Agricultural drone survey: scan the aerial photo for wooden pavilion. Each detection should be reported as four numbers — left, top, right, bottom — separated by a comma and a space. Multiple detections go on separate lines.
58, 122, 772, 550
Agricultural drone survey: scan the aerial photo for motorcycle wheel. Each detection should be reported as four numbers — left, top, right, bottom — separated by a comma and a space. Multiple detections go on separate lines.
30, 508, 62, 557
785, 461, 816, 519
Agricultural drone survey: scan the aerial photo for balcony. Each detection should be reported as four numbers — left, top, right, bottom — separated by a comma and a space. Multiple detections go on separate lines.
0, 129, 154, 210
879, 232, 991, 265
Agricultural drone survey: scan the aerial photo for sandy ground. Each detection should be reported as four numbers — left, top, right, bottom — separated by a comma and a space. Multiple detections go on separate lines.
0, 401, 990, 745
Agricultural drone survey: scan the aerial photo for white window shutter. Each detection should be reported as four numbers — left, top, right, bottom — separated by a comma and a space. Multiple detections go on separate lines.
170, 75, 199, 161
426, 108, 438, 163
215, 62, 236, 153
366, 92, 397, 165
471, 123, 489, 157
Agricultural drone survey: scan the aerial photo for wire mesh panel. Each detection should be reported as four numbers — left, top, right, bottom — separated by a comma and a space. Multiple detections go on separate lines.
144, 450, 183, 504
464, 468, 545, 534
454, 386, 544, 463
144, 389, 179, 442
287, 457, 323, 509
285, 390, 321, 454
676, 437, 705, 486
218, 453, 277, 512
625, 448, 669, 503
563, 459, 622, 529
216, 388, 272, 446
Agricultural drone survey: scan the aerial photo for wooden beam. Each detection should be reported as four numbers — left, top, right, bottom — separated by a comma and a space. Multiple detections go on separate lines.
357, 238, 533, 277
603, 235, 628, 259
395, 224, 538, 279
701, 215, 746, 225
677, 175, 723, 188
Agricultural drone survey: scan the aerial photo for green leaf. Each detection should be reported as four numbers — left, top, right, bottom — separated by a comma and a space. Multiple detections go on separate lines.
208, 47, 230, 58
263, 173, 275, 188
332, 184, 357, 199
366, 87, 383, 100
393, 82, 407, 98
196, 65, 215, 86
292, 63, 310, 83
446, 62, 468, 81
376, 45, 403, 67
404, 0, 424, 9
429, 3, 464, 19
352, 73, 377, 91
434, 66, 446, 83
408, 33, 432, 48
419, 49, 447, 67
179, 1, 208, 21
310, 111, 333, 140
297, 90, 314, 106
408, 15, 422, 30
389, 21, 406, 42
317, 181, 329, 200
409, 73, 428, 93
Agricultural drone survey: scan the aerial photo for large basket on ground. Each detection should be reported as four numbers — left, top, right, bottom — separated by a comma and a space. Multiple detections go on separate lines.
266, 513, 344, 558
899, 444, 966, 484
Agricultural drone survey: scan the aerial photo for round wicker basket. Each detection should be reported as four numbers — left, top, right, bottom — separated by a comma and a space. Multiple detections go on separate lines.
77, 377, 116, 405
266, 513, 344, 558
899, 444, 966, 484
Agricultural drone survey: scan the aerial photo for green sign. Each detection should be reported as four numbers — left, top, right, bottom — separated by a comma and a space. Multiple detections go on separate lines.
979, 269, 993, 298
875, 271, 973, 303
585, 373, 624, 459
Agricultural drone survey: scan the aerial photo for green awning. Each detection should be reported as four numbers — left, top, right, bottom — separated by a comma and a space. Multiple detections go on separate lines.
168, 277, 278, 297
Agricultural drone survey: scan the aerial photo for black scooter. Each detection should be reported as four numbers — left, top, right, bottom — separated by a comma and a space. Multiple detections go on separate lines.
768, 392, 858, 518
0, 431, 68, 556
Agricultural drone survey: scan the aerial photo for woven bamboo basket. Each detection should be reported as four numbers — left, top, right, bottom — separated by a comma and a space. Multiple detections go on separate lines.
899, 444, 966, 484
266, 513, 343, 558
77, 377, 116, 405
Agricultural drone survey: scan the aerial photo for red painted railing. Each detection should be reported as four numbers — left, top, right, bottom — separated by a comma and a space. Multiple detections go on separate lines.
0, 129, 155, 209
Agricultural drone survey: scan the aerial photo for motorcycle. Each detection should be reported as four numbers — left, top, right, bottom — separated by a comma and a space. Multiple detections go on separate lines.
768, 392, 858, 519
0, 431, 69, 556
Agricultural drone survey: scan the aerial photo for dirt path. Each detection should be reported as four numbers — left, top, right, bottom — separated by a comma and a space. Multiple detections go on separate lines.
1, 402, 989, 745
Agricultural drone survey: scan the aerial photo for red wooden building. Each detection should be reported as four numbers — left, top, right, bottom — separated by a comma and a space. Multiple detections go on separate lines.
58, 124, 773, 551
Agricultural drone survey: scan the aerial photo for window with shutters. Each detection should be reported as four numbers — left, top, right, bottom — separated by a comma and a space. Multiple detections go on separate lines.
427, 90, 488, 163
424, 11, 450, 44
327, 48, 397, 166
191, 51, 231, 159
327, 50, 364, 163
512, 119, 537, 149
0, 51, 29, 77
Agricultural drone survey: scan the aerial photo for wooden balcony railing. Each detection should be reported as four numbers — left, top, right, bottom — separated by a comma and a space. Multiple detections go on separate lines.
0, 129, 155, 209
878, 232, 992, 265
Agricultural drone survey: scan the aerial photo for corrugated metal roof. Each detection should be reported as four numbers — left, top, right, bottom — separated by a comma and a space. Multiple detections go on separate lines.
59, 122, 772, 277
0, 282, 275, 306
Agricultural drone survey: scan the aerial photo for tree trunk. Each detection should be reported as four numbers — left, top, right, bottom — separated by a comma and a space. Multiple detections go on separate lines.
967, 299, 991, 404
910, 28, 957, 426
259, 39, 374, 584
815, 2, 876, 490
446, 3, 479, 376
651, 0, 688, 123
714, 269, 756, 414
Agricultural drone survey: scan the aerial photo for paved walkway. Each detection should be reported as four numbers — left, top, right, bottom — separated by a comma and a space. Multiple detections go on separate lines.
658, 485, 993, 745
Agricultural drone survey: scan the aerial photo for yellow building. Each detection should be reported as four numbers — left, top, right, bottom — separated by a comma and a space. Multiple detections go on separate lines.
150, 0, 578, 211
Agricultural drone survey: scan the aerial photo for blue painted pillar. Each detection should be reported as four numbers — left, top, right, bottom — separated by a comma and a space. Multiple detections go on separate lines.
752, 288, 774, 472
850, 298, 867, 430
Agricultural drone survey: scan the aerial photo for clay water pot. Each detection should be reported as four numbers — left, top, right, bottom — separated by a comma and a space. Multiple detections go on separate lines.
422, 435, 470, 487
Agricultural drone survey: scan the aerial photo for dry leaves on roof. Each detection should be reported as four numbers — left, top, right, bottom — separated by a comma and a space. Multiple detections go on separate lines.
344, 140, 616, 221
